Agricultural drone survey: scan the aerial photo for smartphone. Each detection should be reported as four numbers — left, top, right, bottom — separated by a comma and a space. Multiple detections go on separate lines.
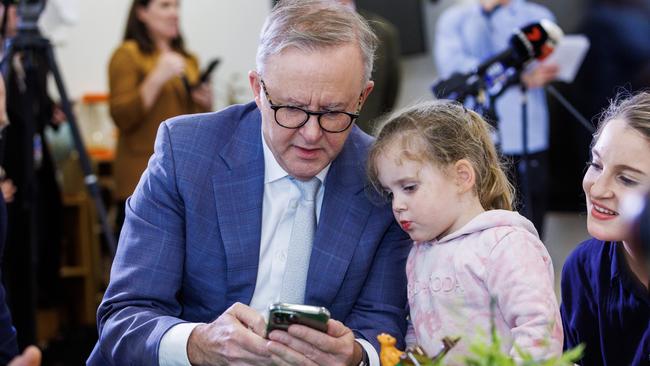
267, 302, 330, 334
199, 58, 221, 83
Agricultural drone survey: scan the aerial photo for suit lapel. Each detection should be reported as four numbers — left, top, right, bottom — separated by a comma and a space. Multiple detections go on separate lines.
212, 108, 264, 306
306, 133, 373, 306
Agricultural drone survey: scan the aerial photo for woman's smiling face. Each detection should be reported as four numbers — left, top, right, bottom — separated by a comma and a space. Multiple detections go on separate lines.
583, 118, 650, 244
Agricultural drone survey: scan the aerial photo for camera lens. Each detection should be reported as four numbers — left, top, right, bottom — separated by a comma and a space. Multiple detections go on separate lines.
288, 313, 298, 323
274, 313, 285, 323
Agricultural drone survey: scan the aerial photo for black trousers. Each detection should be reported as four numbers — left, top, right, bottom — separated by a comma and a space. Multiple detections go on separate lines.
504, 151, 549, 238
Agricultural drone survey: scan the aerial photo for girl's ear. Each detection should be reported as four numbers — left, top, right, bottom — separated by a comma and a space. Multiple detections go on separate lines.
454, 159, 476, 193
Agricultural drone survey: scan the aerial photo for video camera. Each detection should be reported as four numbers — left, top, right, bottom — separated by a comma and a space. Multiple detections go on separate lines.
16, 0, 46, 33
0, 0, 117, 258
1, 0, 45, 39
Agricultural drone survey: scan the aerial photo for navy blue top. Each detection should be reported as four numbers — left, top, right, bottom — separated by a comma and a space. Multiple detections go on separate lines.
633, 328, 650, 365
561, 238, 650, 365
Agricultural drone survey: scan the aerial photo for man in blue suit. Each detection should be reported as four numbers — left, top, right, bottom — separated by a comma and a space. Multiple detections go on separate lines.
88, 0, 410, 365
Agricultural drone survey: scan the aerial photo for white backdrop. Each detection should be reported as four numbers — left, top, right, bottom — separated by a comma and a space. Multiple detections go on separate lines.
48, 0, 271, 109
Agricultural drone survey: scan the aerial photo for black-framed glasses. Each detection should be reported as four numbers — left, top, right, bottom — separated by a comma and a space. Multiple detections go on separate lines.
260, 78, 361, 133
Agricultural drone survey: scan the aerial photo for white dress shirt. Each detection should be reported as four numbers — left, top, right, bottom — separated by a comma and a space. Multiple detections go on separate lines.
159, 128, 379, 365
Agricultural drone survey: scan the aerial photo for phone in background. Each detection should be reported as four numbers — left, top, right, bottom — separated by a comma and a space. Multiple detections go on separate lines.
267, 302, 330, 335
199, 58, 221, 84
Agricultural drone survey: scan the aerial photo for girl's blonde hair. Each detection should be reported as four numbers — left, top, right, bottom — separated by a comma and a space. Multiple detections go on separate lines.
367, 100, 514, 211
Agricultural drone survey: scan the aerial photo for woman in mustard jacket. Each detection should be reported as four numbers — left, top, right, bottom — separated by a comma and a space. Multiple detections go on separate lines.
109, 0, 212, 236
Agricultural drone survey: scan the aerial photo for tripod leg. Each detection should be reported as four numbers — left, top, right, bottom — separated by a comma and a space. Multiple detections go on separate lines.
546, 85, 595, 134
44, 43, 117, 256
516, 84, 538, 233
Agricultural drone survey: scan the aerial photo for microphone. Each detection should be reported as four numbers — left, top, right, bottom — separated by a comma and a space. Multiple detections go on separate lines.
477, 19, 563, 75
433, 20, 563, 100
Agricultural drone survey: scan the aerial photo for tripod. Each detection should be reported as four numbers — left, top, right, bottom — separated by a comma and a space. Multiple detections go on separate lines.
0, 1, 116, 346
1, 2, 116, 253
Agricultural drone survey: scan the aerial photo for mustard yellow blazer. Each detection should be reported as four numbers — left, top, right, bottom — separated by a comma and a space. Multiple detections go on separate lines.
108, 40, 208, 199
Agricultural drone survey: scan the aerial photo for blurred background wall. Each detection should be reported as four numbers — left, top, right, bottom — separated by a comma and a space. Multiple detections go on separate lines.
51, 0, 270, 109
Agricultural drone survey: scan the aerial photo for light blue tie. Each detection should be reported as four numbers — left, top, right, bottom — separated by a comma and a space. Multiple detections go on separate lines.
279, 177, 321, 304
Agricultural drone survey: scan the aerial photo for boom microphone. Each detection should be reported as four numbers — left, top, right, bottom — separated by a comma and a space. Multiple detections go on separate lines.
433, 20, 563, 100
477, 19, 563, 75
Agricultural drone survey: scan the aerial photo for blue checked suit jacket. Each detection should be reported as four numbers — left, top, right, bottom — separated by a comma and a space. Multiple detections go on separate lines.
88, 102, 410, 365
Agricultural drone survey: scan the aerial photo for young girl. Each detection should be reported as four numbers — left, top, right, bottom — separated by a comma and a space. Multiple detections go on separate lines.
561, 91, 650, 365
367, 100, 563, 362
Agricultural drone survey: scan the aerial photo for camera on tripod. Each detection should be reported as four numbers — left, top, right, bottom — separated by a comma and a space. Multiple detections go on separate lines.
1, 0, 44, 40
16, 0, 46, 32
1, 0, 117, 255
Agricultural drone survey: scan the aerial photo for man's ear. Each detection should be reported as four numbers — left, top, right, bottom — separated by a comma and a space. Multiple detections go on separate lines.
248, 70, 263, 109
358, 80, 375, 108
454, 159, 476, 193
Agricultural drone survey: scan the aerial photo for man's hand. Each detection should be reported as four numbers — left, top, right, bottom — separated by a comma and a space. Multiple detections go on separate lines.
186, 302, 274, 366
8, 346, 41, 366
267, 319, 363, 366
522, 63, 559, 89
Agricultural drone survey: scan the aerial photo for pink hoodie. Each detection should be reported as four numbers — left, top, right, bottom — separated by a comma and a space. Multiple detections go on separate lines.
405, 210, 563, 363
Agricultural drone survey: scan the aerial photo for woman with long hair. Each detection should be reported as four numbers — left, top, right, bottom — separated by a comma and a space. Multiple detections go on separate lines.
109, 0, 213, 237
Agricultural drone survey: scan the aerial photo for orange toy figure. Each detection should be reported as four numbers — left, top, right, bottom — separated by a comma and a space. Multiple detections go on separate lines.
378, 333, 404, 366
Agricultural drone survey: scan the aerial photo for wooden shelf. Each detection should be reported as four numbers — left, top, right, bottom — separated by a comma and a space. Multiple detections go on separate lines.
60, 266, 88, 278
60, 192, 103, 326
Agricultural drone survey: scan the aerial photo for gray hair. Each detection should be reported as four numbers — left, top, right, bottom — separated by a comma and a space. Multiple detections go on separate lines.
256, 0, 378, 84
